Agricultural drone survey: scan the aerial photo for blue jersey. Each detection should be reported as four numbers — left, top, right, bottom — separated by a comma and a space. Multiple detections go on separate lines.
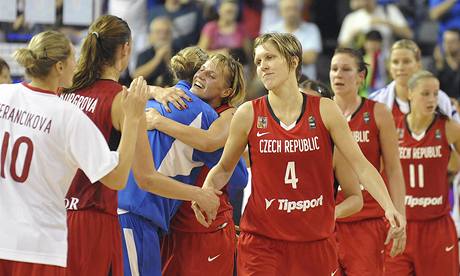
118, 81, 247, 231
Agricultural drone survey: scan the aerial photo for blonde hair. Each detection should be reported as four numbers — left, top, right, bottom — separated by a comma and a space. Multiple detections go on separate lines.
209, 54, 246, 107
408, 70, 437, 90
170, 46, 208, 84
391, 39, 422, 62
254, 32, 303, 80
14, 31, 71, 78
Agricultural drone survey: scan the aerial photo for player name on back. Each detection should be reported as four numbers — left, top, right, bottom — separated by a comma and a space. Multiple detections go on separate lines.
258, 136, 320, 154
399, 146, 443, 159
60, 93, 98, 113
0, 101, 52, 133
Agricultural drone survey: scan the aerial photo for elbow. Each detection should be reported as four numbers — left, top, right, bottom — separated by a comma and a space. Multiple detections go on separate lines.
199, 141, 221, 152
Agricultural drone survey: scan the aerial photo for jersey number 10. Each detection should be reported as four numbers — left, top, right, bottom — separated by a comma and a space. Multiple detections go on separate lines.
409, 163, 424, 189
1, 131, 34, 183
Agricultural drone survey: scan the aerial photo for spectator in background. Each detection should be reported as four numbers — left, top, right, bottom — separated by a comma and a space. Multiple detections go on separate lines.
338, 0, 413, 52
360, 30, 388, 97
198, 0, 251, 65
0, 58, 11, 84
150, 0, 204, 50
134, 17, 174, 87
265, 0, 322, 80
429, 0, 460, 43
259, 0, 282, 34
433, 28, 460, 100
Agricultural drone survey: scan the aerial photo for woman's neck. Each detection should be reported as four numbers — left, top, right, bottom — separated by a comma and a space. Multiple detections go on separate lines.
29, 77, 59, 94
395, 83, 409, 101
100, 66, 121, 82
407, 111, 434, 135
268, 78, 303, 124
334, 91, 362, 118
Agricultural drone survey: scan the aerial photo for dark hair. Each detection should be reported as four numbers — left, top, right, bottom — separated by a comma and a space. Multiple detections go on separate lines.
65, 15, 131, 93
0, 58, 10, 72
300, 79, 334, 99
365, 30, 383, 42
334, 47, 369, 79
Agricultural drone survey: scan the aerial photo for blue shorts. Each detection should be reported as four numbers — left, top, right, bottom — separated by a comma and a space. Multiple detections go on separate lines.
119, 211, 161, 276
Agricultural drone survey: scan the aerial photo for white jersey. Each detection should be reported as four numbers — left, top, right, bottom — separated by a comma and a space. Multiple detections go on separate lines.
0, 83, 119, 267
369, 81, 460, 122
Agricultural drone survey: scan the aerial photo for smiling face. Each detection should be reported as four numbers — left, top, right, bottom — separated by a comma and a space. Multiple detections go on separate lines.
254, 42, 293, 91
329, 53, 365, 95
409, 77, 439, 116
389, 48, 421, 87
190, 59, 230, 104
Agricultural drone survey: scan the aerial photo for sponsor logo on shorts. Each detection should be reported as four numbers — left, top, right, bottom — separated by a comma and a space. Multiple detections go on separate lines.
405, 195, 443, 208
445, 245, 455, 252
264, 195, 323, 213
331, 269, 338, 276
208, 254, 221, 262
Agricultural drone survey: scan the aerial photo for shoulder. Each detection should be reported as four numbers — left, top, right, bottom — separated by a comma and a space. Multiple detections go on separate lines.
202, 21, 217, 33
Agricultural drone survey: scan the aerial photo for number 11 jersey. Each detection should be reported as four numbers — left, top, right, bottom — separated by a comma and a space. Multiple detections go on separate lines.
241, 95, 335, 242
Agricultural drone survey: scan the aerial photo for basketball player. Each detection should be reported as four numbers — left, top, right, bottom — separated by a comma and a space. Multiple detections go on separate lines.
198, 33, 404, 275
118, 48, 248, 276
330, 48, 406, 276
384, 70, 460, 276
0, 30, 147, 275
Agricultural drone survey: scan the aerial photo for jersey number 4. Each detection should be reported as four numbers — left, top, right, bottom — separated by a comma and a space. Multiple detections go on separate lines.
284, 161, 299, 189
409, 163, 424, 189
1, 131, 34, 183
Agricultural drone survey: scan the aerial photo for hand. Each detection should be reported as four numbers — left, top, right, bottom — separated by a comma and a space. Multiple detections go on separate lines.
370, 17, 389, 26
153, 87, 192, 112
193, 186, 222, 227
156, 44, 172, 59
384, 207, 407, 257
122, 77, 149, 120
145, 108, 162, 130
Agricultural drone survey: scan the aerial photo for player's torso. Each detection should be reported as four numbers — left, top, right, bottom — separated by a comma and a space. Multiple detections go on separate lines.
241, 95, 335, 242
61, 80, 121, 215
337, 98, 386, 221
397, 115, 451, 221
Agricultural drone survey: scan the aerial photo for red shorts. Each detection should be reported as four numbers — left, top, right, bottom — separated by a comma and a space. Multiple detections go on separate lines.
66, 209, 123, 276
336, 218, 387, 276
161, 221, 236, 276
384, 214, 459, 276
237, 232, 339, 276
0, 259, 65, 276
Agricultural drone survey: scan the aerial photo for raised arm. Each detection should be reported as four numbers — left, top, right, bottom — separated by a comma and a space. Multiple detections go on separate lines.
429, 0, 457, 20
98, 78, 148, 190
334, 150, 364, 219
147, 107, 235, 152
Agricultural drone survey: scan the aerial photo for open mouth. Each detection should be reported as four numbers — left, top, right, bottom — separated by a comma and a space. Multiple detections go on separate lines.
193, 80, 205, 89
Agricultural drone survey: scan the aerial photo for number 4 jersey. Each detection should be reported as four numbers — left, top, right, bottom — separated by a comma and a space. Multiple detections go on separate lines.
0, 83, 119, 267
241, 95, 335, 242
397, 114, 451, 221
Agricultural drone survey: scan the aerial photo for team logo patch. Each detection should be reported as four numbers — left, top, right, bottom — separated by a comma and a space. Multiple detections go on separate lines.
435, 129, 441, 140
257, 116, 267, 129
397, 128, 404, 140
309, 116, 316, 128
363, 112, 370, 124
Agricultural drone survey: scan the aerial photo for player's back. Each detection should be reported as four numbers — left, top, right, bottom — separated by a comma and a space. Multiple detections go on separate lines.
242, 95, 335, 242
0, 82, 118, 267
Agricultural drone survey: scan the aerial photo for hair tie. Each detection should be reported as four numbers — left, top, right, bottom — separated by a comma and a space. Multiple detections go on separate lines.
91, 31, 99, 39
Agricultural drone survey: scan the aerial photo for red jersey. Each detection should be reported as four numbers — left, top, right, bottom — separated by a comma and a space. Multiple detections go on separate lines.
61, 80, 122, 216
241, 95, 335, 242
337, 98, 386, 221
397, 115, 451, 221
392, 101, 405, 123
170, 104, 234, 232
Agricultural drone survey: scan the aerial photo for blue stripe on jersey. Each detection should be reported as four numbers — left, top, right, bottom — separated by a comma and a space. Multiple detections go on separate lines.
118, 81, 248, 231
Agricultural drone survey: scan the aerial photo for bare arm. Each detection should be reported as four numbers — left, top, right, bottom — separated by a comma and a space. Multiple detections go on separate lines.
334, 150, 364, 219
374, 103, 406, 217
429, 0, 457, 20
447, 119, 460, 156
133, 45, 170, 79
203, 102, 253, 192
147, 108, 235, 152
99, 78, 148, 190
